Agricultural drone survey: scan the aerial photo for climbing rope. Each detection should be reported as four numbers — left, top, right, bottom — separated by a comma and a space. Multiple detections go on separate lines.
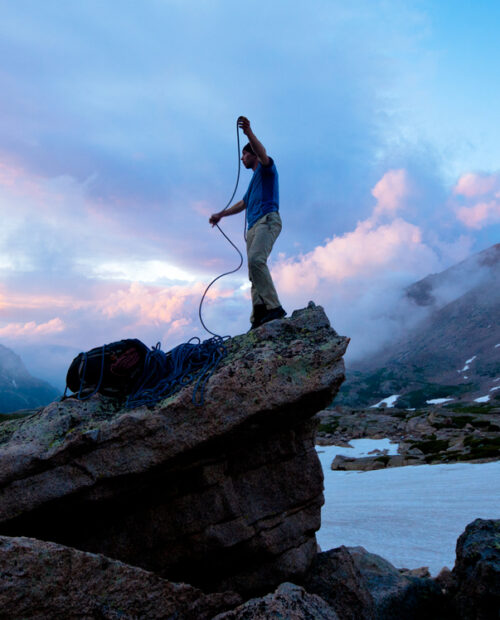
65, 121, 245, 408
198, 118, 246, 337
125, 336, 226, 408
129, 119, 245, 403
128, 121, 245, 405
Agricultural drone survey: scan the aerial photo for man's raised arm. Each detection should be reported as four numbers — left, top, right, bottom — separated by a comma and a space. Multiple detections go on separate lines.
237, 116, 270, 166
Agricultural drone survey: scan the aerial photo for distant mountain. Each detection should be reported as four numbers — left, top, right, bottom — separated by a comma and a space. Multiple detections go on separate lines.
338, 244, 500, 408
0, 344, 60, 413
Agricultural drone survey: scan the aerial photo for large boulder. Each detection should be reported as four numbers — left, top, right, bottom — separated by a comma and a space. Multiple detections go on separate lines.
0, 535, 241, 619
303, 545, 448, 619
451, 518, 500, 619
0, 303, 348, 595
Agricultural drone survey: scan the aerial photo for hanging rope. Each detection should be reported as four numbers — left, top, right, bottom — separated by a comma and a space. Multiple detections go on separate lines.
198, 118, 246, 337
64, 121, 246, 409
129, 120, 244, 403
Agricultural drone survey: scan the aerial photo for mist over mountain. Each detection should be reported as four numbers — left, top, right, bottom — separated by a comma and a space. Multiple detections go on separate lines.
338, 244, 500, 408
0, 344, 60, 413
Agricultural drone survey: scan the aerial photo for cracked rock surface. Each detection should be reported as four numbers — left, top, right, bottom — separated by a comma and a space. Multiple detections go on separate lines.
0, 303, 348, 595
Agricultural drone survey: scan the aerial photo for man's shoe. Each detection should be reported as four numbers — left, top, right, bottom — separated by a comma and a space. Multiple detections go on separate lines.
250, 304, 267, 330
259, 306, 286, 326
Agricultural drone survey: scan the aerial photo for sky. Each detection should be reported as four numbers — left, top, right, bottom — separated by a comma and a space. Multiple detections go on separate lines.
0, 0, 499, 390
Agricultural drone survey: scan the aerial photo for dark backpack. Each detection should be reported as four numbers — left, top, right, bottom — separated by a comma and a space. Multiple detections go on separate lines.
65, 338, 151, 399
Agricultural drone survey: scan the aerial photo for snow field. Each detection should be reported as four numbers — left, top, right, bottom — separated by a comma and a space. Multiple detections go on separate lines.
316, 441, 500, 575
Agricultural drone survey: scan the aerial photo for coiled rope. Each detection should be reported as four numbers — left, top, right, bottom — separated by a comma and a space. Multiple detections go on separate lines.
125, 337, 226, 408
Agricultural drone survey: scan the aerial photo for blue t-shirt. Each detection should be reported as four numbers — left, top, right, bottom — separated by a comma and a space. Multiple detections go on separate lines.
242, 157, 279, 230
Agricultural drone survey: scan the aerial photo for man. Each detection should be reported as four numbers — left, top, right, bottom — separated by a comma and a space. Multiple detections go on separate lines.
210, 117, 286, 329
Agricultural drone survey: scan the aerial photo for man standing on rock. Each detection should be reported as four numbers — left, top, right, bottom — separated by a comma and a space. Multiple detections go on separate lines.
209, 116, 286, 329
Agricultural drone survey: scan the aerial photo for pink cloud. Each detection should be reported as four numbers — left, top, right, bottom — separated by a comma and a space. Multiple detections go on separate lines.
452, 171, 500, 229
273, 217, 434, 296
0, 156, 52, 203
456, 200, 500, 230
0, 318, 65, 338
371, 169, 411, 218
453, 172, 499, 197
95, 280, 236, 327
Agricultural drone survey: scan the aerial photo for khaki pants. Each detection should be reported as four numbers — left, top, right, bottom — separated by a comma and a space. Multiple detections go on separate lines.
246, 211, 282, 322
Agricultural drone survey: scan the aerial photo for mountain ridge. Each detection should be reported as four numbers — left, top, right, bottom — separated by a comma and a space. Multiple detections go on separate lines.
0, 344, 60, 413
339, 243, 500, 408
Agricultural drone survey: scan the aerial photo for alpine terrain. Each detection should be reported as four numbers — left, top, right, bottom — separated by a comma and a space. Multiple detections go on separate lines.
0, 344, 60, 414
338, 243, 500, 409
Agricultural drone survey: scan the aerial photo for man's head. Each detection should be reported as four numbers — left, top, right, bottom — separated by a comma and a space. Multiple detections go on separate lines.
241, 143, 258, 169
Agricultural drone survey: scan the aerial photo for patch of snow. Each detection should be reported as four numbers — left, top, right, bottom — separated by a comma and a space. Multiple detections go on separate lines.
495, 344, 500, 348
426, 398, 453, 405
474, 395, 490, 403
317, 438, 399, 460
370, 394, 400, 408
494, 378, 500, 383
11, 379, 17, 388
316, 451, 500, 576
459, 355, 477, 373
463, 376, 468, 379
490, 386, 500, 392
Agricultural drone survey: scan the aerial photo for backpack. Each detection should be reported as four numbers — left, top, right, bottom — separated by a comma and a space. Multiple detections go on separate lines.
65, 338, 152, 399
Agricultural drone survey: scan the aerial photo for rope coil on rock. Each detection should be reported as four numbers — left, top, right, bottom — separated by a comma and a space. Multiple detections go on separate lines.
125, 336, 227, 408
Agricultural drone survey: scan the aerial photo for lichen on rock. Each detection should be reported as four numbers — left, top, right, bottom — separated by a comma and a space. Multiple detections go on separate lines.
0, 303, 349, 595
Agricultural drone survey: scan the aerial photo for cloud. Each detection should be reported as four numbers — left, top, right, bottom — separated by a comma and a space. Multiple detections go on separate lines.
0, 318, 65, 338
456, 200, 500, 230
273, 172, 436, 298
271, 169, 445, 361
453, 172, 500, 229
453, 172, 499, 197
371, 169, 411, 218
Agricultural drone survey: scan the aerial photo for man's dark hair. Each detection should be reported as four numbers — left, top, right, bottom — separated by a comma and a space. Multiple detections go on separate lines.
243, 142, 255, 156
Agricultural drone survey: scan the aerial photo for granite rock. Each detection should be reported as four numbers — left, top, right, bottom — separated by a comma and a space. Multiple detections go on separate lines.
0, 535, 241, 619
451, 518, 500, 620
0, 303, 348, 595
213, 582, 339, 620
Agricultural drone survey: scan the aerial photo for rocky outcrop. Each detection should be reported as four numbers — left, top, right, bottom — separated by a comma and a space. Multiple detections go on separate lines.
450, 519, 500, 620
0, 303, 348, 595
213, 582, 339, 619
303, 545, 448, 620
0, 536, 241, 619
317, 406, 500, 468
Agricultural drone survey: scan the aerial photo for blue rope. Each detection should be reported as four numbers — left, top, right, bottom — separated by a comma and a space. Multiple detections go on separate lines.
125, 336, 227, 408
199, 118, 244, 338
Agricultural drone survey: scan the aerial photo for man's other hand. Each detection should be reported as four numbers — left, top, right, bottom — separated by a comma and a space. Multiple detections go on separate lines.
209, 212, 222, 226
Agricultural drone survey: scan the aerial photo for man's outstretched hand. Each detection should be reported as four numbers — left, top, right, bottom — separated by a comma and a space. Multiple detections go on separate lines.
238, 116, 251, 135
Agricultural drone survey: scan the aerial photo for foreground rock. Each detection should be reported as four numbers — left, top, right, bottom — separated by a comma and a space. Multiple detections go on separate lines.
0, 536, 240, 619
213, 582, 339, 619
303, 545, 448, 620
0, 303, 348, 595
0, 518, 497, 617
450, 518, 500, 619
